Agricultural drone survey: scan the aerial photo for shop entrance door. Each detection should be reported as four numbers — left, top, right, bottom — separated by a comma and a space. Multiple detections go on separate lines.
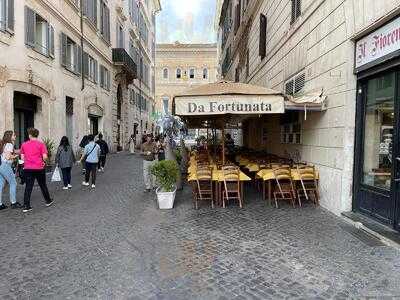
355, 70, 400, 230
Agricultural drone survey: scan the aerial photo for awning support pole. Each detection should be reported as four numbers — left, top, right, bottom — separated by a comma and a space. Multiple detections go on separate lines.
222, 127, 225, 165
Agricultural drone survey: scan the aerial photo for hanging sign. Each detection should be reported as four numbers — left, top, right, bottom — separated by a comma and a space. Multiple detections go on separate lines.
356, 16, 400, 70
174, 95, 285, 116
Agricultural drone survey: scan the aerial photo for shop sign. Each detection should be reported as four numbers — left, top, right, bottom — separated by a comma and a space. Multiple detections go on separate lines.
175, 95, 285, 116
356, 16, 400, 69
88, 104, 103, 117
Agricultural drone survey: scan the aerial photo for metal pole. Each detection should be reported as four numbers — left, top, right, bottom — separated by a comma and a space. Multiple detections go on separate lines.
80, 0, 85, 91
137, 0, 143, 138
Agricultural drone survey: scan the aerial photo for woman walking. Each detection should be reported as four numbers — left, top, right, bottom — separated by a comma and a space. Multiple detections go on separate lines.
0, 131, 22, 210
55, 136, 76, 190
80, 134, 100, 188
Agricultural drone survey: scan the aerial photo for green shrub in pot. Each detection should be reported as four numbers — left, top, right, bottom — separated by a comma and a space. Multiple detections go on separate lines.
151, 160, 179, 192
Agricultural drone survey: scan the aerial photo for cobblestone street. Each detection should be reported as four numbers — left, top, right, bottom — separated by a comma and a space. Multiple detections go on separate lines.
0, 153, 399, 299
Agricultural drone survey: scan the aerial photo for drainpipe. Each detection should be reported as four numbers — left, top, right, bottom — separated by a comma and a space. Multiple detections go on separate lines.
80, 0, 85, 91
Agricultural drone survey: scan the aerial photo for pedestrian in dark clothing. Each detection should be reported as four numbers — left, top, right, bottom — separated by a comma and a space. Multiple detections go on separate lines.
96, 133, 109, 172
20, 128, 53, 213
55, 136, 76, 190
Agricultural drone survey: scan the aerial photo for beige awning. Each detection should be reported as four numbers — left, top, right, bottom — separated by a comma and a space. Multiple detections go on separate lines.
285, 89, 327, 111
173, 81, 286, 117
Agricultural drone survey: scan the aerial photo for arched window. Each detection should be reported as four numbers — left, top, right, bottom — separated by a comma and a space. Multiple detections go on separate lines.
176, 68, 181, 79
203, 68, 208, 79
189, 68, 195, 79
163, 68, 168, 79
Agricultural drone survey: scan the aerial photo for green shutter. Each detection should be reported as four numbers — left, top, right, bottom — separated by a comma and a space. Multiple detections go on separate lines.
24, 6, 35, 47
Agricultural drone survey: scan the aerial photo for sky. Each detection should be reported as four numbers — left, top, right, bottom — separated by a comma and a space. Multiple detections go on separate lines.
156, 0, 217, 44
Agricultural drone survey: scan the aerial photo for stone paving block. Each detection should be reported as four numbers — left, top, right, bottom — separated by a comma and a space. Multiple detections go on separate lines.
0, 153, 400, 299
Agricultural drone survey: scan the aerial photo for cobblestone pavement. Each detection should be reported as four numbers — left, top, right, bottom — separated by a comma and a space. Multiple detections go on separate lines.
0, 153, 400, 300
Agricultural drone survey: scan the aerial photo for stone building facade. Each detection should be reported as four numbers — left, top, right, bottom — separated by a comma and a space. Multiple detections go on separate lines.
155, 43, 218, 117
0, 0, 160, 152
216, 0, 400, 230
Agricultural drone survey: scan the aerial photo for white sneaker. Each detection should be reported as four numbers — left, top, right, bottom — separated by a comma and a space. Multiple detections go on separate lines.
62, 186, 69, 190
82, 182, 89, 186
91, 184, 96, 188
68, 184, 72, 189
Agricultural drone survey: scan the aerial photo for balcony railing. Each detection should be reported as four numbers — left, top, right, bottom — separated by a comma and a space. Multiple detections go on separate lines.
112, 48, 137, 81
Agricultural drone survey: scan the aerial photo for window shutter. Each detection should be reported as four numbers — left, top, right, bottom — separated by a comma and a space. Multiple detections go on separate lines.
60, 32, 67, 67
76, 45, 82, 75
83, 52, 89, 77
107, 69, 111, 90
24, 6, 35, 47
6, 0, 14, 33
48, 25, 55, 58
259, 13, 266, 59
100, 1, 104, 33
94, 60, 98, 83
100, 65, 104, 87
295, 0, 301, 19
83, 0, 88, 16
93, 0, 97, 27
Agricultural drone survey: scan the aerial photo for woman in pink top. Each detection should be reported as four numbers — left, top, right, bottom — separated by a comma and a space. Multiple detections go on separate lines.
20, 128, 53, 212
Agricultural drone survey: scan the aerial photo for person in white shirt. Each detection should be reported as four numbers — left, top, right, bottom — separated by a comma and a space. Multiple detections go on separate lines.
0, 131, 22, 210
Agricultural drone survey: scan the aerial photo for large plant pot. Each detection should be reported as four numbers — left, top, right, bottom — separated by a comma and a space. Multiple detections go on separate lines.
156, 186, 176, 209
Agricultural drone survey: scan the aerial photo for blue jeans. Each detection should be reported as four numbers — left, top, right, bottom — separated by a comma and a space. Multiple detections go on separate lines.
0, 163, 17, 205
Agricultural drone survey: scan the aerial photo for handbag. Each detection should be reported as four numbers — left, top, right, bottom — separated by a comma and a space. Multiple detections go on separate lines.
82, 144, 97, 162
51, 166, 61, 182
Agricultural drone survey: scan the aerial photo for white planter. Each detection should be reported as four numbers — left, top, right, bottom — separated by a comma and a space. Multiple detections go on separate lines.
156, 186, 176, 209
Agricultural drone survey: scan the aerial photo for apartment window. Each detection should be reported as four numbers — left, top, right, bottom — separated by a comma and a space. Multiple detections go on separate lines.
234, 0, 241, 34
280, 112, 301, 144
100, 1, 110, 43
25, 6, 54, 57
116, 23, 124, 48
83, 52, 98, 83
291, 0, 301, 24
129, 0, 139, 25
163, 68, 168, 79
99, 65, 110, 90
285, 72, 305, 95
0, 0, 14, 33
176, 68, 181, 79
203, 68, 208, 79
189, 68, 195, 79
162, 97, 169, 114
235, 67, 240, 82
129, 89, 135, 105
259, 13, 267, 59
83, 0, 97, 27
60, 32, 82, 75
245, 50, 249, 78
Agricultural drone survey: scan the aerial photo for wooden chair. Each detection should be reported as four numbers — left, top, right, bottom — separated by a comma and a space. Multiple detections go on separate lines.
222, 167, 243, 208
194, 168, 214, 209
296, 165, 319, 206
272, 167, 297, 208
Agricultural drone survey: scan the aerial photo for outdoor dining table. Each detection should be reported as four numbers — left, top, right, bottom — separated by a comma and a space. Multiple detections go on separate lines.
187, 167, 251, 206
256, 168, 320, 205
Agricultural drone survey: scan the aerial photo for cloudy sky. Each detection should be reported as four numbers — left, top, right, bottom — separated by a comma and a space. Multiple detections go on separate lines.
156, 0, 217, 44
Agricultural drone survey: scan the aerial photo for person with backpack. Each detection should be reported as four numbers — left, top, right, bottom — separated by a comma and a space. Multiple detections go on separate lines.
20, 128, 53, 213
80, 134, 100, 188
55, 136, 76, 190
96, 133, 109, 172
0, 131, 23, 210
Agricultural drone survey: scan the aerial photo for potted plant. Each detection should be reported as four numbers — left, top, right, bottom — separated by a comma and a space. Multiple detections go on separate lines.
151, 160, 179, 209
42, 137, 55, 172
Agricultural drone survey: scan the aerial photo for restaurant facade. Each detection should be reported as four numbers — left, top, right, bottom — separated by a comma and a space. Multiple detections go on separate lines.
215, 0, 400, 231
